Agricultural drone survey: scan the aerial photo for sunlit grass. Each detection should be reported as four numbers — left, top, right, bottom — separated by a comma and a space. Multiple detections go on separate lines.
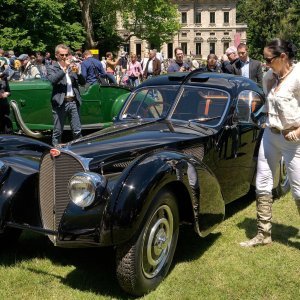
0, 192, 299, 299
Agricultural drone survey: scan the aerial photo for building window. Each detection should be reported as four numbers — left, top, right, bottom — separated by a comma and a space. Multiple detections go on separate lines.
136, 44, 141, 56
182, 12, 187, 24
182, 32, 187, 37
195, 12, 201, 24
123, 44, 130, 54
210, 12, 215, 24
210, 43, 215, 54
181, 43, 187, 55
196, 43, 202, 56
196, 32, 201, 36
224, 12, 229, 23
223, 42, 229, 53
210, 32, 215, 36
224, 32, 229, 35
168, 43, 173, 59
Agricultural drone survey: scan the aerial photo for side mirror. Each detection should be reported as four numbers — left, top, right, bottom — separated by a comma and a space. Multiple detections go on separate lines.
236, 90, 265, 126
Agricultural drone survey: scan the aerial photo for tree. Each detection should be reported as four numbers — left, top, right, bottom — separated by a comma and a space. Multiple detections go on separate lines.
0, 0, 85, 53
120, 0, 180, 49
279, 0, 300, 60
236, 0, 294, 60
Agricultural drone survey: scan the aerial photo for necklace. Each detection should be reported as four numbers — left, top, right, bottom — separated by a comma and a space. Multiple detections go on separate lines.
278, 64, 294, 81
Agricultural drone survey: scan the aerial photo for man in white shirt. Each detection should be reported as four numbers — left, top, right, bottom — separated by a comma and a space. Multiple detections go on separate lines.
232, 43, 263, 86
46, 44, 85, 146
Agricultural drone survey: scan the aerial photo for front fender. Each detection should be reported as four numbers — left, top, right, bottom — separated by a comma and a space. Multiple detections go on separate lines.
109, 150, 225, 245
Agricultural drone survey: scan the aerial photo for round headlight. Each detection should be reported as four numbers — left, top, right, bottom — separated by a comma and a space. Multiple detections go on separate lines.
68, 172, 106, 208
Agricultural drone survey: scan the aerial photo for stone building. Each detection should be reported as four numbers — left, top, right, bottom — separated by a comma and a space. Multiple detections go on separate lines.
117, 0, 247, 60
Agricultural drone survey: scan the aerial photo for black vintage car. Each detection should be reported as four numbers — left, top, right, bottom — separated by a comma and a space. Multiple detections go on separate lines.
0, 71, 289, 296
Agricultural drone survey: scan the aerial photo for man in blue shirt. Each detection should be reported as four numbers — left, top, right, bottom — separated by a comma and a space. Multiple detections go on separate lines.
167, 47, 190, 73
81, 50, 107, 84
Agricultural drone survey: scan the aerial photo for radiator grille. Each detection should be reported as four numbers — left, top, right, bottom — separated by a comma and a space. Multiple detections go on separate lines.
183, 145, 204, 161
39, 152, 84, 242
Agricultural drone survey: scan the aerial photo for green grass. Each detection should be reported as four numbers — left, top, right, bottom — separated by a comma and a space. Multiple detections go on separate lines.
0, 192, 299, 300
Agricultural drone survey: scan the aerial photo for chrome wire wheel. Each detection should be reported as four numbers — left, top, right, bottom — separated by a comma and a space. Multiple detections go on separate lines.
142, 205, 174, 279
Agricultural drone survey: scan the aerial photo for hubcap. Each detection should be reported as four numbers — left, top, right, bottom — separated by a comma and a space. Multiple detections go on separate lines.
142, 205, 174, 279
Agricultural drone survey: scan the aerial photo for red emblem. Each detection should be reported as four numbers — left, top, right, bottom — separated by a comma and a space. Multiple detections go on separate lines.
50, 148, 61, 157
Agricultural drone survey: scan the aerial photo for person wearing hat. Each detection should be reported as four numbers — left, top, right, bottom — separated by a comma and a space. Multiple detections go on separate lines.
18, 54, 41, 80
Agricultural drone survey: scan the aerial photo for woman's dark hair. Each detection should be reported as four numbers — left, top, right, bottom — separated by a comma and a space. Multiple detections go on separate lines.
265, 38, 297, 60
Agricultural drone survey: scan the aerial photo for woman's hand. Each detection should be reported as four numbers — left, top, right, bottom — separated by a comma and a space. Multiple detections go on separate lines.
284, 129, 300, 142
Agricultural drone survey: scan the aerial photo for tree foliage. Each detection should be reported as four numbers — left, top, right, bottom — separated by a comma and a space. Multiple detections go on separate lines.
120, 0, 180, 49
0, 0, 85, 53
237, 0, 299, 60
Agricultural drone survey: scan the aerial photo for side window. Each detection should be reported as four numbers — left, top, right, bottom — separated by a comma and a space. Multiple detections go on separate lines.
122, 87, 177, 119
172, 88, 229, 125
237, 90, 264, 123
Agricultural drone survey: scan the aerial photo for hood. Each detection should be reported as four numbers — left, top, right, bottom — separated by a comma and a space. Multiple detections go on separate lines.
65, 120, 215, 165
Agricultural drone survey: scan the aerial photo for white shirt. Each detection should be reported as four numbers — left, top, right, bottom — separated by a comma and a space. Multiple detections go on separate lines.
265, 63, 300, 130
147, 59, 154, 74
241, 58, 250, 78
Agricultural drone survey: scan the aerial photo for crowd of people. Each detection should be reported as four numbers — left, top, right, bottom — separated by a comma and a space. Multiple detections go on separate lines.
0, 43, 266, 88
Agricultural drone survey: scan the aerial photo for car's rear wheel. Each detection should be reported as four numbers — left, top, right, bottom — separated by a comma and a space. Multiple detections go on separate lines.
116, 188, 179, 296
273, 157, 290, 199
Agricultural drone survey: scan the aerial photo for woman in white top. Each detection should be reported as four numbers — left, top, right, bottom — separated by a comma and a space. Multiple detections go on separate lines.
240, 38, 300, 247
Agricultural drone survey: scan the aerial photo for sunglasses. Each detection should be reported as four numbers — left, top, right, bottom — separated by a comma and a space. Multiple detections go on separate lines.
58, 53, 69, 57
264, 56, 278, 64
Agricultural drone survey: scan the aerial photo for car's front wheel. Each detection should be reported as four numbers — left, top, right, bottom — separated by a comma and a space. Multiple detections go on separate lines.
116, 188, 179, 296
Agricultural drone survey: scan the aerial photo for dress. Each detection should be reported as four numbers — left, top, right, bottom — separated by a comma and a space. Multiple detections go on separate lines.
46, 62, 85, 146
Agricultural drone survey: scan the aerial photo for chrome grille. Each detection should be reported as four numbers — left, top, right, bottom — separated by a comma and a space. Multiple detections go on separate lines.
39, 152, 84, 243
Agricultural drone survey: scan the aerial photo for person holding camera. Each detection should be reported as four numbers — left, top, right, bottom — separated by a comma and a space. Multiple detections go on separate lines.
46, 44, 85, 146
167, 47, 190, 73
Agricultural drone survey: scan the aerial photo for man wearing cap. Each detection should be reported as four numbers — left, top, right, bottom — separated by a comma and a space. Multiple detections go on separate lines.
232, 43, 263, 86
224, 46, 239, 74
46, 44, 85, 146
18, 54, 41, 80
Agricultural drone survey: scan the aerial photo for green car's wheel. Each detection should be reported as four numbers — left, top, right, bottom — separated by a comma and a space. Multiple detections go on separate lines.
116, 188, 179, 296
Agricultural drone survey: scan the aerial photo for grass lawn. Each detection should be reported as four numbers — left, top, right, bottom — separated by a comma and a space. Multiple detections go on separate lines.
0, 192, 299, 300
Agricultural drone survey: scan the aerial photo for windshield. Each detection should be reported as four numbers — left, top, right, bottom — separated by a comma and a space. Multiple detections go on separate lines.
120, 86, 179, 120
170, 87, 229, 126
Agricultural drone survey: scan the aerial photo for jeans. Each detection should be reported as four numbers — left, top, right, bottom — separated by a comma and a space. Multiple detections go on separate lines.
52, 101, 82, 146
256, 127, 300, 200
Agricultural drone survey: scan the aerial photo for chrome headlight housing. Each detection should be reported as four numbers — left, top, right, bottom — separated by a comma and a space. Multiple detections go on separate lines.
68, 172, 107, 208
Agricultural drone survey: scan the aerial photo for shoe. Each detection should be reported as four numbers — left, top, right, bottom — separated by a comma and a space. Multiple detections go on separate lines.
240, 234, 272, 247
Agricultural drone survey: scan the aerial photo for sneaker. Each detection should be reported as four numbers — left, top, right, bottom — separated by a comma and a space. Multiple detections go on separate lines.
240, 234, 272, 247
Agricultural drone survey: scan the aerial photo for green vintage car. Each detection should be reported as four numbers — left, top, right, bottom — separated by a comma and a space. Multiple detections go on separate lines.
8, 79, 130, 138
